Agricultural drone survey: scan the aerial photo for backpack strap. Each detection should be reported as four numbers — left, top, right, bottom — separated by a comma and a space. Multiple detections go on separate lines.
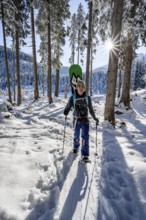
73, 93, 76, 108
85, 96, 89, 106
73, 94, 89, 108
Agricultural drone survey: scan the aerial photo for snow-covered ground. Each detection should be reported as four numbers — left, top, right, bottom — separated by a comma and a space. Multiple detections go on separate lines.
0, 90, 146, 220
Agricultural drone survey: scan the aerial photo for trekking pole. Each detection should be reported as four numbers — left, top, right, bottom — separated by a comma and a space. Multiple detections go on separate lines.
62, 116, 67, 154
95, 122, 98, 156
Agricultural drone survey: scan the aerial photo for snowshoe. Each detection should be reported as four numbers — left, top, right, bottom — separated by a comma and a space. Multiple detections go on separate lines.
80, 156, 91, 163
72, 148, 79, 154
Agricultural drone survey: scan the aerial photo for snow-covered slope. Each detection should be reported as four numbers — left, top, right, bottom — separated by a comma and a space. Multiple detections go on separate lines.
0, 90, 146, 220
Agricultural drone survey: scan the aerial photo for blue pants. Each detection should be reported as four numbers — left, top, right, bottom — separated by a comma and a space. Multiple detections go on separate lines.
74, 121, 89, 156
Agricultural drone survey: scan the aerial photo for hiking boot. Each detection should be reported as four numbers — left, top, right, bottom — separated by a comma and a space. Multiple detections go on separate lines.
81, 156, 89, 161
73, 148, 79, 154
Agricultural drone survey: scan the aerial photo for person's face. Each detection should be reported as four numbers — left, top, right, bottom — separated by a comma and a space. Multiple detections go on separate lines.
77, 84, 85, 95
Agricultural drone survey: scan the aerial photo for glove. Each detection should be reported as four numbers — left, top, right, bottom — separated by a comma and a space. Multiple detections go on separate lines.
64, 108, 68, 116
95, 118, 99, 125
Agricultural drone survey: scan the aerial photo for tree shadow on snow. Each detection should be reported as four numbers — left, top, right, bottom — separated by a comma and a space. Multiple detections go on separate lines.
116, 108, 146, 158
96, 128, 146, 220
120, 121, 146, 158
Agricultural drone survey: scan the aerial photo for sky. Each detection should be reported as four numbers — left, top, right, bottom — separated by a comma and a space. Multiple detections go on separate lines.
1, 88, 146, 219
0, 0, 145, 70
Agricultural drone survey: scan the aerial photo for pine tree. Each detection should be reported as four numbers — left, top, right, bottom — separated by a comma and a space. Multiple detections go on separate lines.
117, 70, 122, 98
134, 60, 145, 90
104, 0, 124, 125
85, 0, 99, 96
69, 13, 77, 64
12, 38, 16, 101
85, 1, 93, 95
120, 0, 144, 108
29, 0, 39, 100
36, 0, 70, 99
2, 0, 30, 105
35, 0, 53, 103
52, 0, 70, 97
0, 1, 12, 103
39, 40, 48, 96
76, 3, 86, 65
14, 0, 30, 105
47, 0, 52, 104
89, 1, 99, 96
35, 0, 48, 96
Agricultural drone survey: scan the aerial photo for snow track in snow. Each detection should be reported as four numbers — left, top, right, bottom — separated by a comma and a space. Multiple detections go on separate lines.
54, 149, 101, 220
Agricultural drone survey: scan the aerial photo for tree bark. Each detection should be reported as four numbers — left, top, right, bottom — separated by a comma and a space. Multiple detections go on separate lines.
1, 2, 12, 103
30, 0, 39, 100
42, 66, 45, 96
85, 1, 92, 95
12, 0, 22, 105
120, 36, 133, 108
117, 70, 122, 98
120, 0, 140, 108
104, 0, 124, 126
72, 44, 75, 64
77, 29, 80, 65
15, 29, 22, 106
55, 68, 59, 97
47, 1, 53, 104
90, 42, 93, 97
12, 37, 16, 102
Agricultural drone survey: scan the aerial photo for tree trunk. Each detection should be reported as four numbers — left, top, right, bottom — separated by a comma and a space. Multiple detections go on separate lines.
30, 1, 39, 100
120, 36, 133, 108
77, 29, 80, 65
90, 44, 93, 97
47, 1, 53, 104
42, 66, 45, 96
85, 1, 92, 95
118, 70, 122, 98
72, 44, 75, 64
104, 0, 124, 126
1, 2, 12, 103
120, 0, 140, 108
55, 68, 59, 97
12, 37, 16, 102
15, 29, 21, 106
12, 0, 21, 105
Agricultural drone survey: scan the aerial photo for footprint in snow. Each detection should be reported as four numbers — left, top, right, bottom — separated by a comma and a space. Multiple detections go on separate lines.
49, 148, 61, 154
129, 166, 134, 173
26, 150, 31, 155
36, 178, 44, 189
40, 164, 49, 172
129, 151, 135, 155
31, 147, 42, 152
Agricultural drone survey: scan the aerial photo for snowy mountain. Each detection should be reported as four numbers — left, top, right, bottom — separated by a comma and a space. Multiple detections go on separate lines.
52, 66, 69, 76
0, 45, 33, 62
0, 46, 70, 93
93, 64, 108, 73
0, 45, 145, 95
135, 53, 146, 61
0, 89, 146, 219
0, 46, 108, 94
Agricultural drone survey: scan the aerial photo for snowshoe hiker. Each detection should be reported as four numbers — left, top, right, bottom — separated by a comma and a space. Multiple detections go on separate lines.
63, 80, 99, 161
